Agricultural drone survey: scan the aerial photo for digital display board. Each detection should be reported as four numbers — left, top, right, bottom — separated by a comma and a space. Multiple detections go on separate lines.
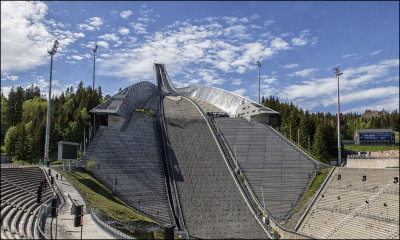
360, 133, 394, 143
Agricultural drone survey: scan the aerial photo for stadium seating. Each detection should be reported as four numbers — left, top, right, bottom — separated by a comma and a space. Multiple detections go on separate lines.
298, 167, 399, 239
83, 105, 174, 225
162, 96, 267, 239
0, 167, 54, 239
214, 117, 321, 223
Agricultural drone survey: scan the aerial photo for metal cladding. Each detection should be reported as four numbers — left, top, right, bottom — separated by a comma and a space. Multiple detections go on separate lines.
153, 63, 279, 117
90, 81, 160, 119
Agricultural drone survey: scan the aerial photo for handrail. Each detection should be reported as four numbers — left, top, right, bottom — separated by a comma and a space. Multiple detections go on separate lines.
294, 166, 336, 231
90, 207, 135, 239
158, 94, 187, 233
37, 166, 57, 239
209, 115, 315, 239
184, 97, 275, 239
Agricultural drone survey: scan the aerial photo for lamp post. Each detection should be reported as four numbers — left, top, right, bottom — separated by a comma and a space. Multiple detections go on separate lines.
333, 67, 343, 166
44, 40, 59, 165
257, 60, 262, 104
92, 45, 98, 89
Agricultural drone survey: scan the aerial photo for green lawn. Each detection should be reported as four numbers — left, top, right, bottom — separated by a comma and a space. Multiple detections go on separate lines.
344, 145, 399, 152
293, 167, 332, 215
59, 170, 157, 224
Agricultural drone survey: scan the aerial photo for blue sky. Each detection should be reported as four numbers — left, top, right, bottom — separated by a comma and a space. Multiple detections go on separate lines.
1, 1, 399, 113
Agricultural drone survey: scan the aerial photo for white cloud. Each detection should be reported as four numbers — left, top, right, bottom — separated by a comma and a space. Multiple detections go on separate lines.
120, 10, 133, 19
232, 79, 242, 86
78, 16, 103, 31
291, 38, 307, 46
291, 29, 316, 47
264, 20, 275, 27
262, 75, 277, 84
369, 49, 382, 56
70, 55, 83, 61
118, 27, 130, 35
232, 88, 246, 96
1, 1, 83, 72
98, 18, 306, 84
131, 22, 147, 34
250, 14, 260, 20
282, 63, 299, 69
97, 41, 109, 48
1, 73, 19, 81
290, 68, 316, 77
1, 1, 50, 72
270, 37, 289, 50
1, 86, 13, 96
342, 53, 358, 59
99, 33, 119, 41
280, 59, 399, 112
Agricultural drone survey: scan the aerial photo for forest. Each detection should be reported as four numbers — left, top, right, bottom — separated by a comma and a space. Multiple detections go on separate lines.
261, 96, 399, 163
1, 85, 398, 164
1, 82, 105, 162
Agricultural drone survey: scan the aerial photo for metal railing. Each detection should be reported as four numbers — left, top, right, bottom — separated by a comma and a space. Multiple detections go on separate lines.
90, 207, 134, 239
205, 113, 317, 239
185, 97, 276, 239
158, 94, 187, 234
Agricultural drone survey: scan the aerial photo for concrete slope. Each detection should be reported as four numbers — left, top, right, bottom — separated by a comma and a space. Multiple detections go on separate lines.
163, 96, 268, 239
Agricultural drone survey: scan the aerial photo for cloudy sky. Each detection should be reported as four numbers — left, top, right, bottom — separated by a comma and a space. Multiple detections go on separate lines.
1, 1, 399, 113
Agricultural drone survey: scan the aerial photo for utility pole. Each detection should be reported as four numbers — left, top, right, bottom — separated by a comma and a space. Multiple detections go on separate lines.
256, 60, 262, 104
44, 40, 59, 165
333, 67, 343, 166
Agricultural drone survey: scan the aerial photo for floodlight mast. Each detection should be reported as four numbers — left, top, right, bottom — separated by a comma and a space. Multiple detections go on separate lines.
257, 60, 262, 104
92, 45, 98, 89
44, 40, 59, 164
333, 67, 343, 166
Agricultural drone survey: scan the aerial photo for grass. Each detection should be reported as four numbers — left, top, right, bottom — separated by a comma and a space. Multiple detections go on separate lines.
343, 145, 399, 152
59, 169, 157, 224
134, 109, 156, 115
293, 167, 331, 215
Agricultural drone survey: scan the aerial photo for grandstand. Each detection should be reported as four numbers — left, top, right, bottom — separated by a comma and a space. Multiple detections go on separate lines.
1, 166, 54, 239
84, 91, 175, 225
214, 117, 323, 223
297, 167, 399, 239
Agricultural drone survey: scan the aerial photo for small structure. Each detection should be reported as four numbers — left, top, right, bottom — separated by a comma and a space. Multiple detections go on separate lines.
58, 141, 80, 171
354, 129, 395, 145
236, 102, 277, 124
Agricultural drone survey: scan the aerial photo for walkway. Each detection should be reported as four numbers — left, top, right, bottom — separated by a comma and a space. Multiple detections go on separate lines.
44, 167, 114, 239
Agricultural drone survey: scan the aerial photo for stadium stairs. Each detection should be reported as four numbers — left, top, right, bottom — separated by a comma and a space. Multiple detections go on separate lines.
83, 106, 174, 226
213, 117, 322, 224
297, 167, 399, 239
1, 166, 54, 239
162, 96, 269, 239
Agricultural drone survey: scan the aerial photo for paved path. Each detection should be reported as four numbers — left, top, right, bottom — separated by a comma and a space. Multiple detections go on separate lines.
45, 167, 115, 239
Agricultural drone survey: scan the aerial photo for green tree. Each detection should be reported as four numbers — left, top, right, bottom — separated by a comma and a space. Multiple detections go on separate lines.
4, 126, 17, 156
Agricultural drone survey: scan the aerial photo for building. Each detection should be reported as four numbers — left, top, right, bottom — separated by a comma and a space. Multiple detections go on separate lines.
354, 129, 395, 145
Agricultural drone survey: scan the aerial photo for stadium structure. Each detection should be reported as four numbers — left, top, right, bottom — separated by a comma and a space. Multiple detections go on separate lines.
1, 64, 398, 239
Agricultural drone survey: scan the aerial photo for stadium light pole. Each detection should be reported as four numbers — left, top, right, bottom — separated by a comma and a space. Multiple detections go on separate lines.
92, 45, 98, 135
92, 45, 98, 89
333, 67, 343, 166
257, 60, 262, 104
44, 40, 59, 165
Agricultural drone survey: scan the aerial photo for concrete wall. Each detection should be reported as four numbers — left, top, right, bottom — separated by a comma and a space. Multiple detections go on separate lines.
107, 115, 126, 128
347, 158, 399, 168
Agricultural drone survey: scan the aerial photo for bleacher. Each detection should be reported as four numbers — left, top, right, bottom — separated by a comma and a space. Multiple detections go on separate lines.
298, 167, 399, 239
1, 166, 54, 239
214, 117, 321, 223
163, 96, 268, 239
83, 110, 174, 226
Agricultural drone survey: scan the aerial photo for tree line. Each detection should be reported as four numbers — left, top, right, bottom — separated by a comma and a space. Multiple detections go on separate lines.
1, 82, 105, 162
261, 96, 399, 163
